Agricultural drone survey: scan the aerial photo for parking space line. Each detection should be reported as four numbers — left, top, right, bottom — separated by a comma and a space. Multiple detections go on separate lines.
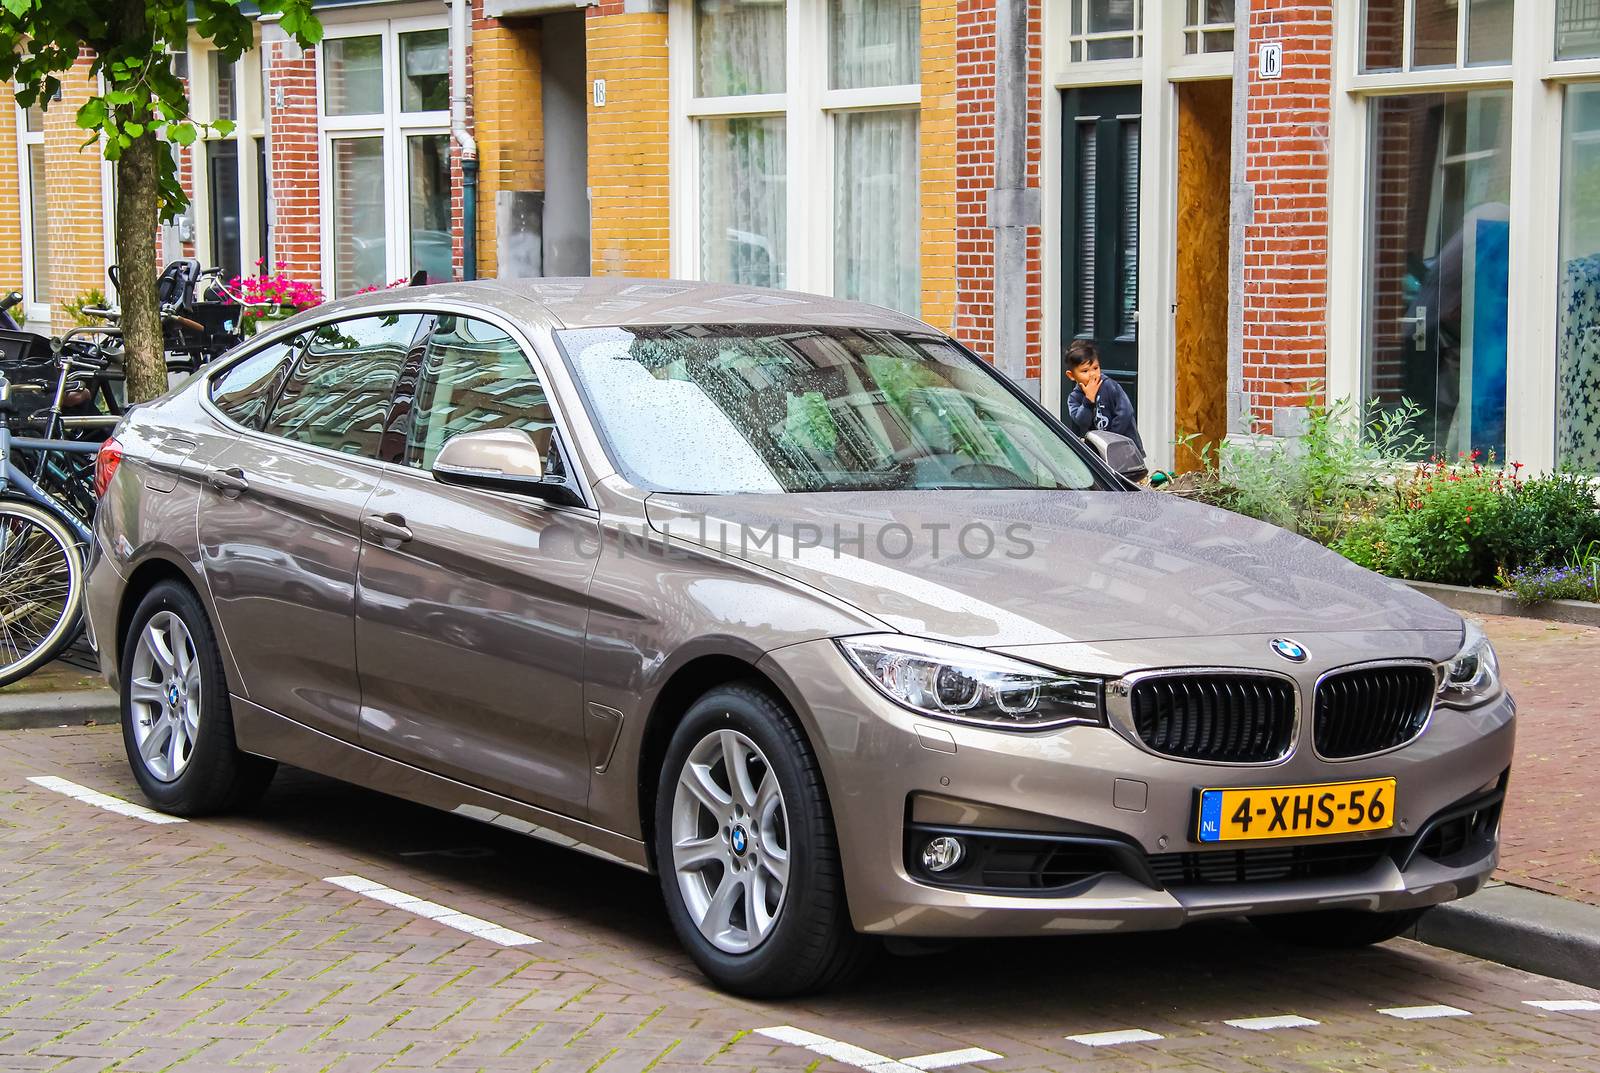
1526, 1000, 1600, 1012
755, 1026, 926, 1073
1379, 1005, 1472, 1020
1064, 1029, 1164, 1047
26, 776, 186, 825
323, 875, 540, 947
902, 1046, 1004, 1069
1223, 1015, 1321, 1031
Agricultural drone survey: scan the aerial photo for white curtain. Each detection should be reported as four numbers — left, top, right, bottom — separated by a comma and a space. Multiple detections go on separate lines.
695, 0, 785, 96
700, 116, 787, 287
830, 0, 920, 90
834, 109, 919, 314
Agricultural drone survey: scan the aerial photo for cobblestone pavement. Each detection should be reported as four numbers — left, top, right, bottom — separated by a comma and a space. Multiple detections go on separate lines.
1477, 614, 1600, 906
3, 726, 1600, 1072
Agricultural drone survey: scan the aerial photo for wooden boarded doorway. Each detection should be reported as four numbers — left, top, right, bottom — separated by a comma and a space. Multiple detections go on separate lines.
1174, 79, 1232, 472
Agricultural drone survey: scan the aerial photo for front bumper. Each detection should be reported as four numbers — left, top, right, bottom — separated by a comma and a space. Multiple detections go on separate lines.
760, 636, 1515, 938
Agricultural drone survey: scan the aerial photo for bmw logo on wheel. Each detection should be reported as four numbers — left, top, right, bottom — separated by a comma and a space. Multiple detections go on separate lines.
1270, 637, 1308, 663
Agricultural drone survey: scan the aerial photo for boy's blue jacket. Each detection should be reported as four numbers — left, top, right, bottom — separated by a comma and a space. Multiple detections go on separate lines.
1066, 376, 1145, 455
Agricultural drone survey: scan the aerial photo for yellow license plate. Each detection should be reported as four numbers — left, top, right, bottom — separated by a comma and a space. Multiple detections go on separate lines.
1196, 778, 1396, 843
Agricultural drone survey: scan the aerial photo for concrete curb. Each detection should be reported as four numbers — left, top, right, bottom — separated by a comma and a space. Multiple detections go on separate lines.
0, 689, 118, 731
1410, 883, 1600, 989
1405, 579, 1600, 629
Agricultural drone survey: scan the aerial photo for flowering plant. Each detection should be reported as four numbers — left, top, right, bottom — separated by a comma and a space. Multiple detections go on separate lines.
353, 277, 414, 295
226, 259, 325, 334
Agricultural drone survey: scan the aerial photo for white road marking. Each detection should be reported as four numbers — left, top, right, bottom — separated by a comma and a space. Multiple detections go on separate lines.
1064, 1029, 1165, 1047
1223, 1014, 1321, 1031
1222, 1017, 1312, 1029
902, 1047, 1004, 1069
26, 775, 186, 825
755, 1027, 926, 1073
1379, 1005, 1472, 1020
1526, 1000, 1600, 1012
323, 875, 540, 947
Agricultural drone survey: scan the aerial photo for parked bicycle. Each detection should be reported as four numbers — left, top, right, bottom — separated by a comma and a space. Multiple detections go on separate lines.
0, 366, 98, 687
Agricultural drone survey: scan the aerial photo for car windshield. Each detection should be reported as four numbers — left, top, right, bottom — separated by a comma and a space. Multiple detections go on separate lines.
556, 324, 1099, 494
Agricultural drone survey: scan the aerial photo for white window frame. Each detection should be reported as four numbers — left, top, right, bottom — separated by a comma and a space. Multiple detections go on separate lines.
1328, 0, 1587, 472
667, 0, 922, 310
1067, 0, 1144, 63
188, 36, 268, 281
15, 100, 48, 322
316, 14, 451, 297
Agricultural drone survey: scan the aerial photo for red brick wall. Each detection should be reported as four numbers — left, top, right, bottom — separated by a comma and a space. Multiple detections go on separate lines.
1239, 0, 1333, 432
953, 0, 1042, 376
265, 37, 320, 285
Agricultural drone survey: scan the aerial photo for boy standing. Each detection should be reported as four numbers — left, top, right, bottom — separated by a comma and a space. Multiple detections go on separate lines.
1063, 339, 1144, 455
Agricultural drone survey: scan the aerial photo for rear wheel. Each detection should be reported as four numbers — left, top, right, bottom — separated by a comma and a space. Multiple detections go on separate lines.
655, 682, 869, 996
1249, 906, 1426, 948
0, 499, 83, 687
121, 580, 275, 815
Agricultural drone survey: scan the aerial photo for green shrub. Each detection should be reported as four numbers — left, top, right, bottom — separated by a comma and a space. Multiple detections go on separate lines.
1195, 396, 1423, 545
1333, 459, 1512, 585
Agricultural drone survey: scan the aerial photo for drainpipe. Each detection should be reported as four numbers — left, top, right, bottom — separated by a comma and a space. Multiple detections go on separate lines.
451, 0, 479, 281
991, 0, 1038, 397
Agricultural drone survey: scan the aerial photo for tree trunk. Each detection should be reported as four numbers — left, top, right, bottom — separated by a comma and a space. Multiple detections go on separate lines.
115, 133, 166, 403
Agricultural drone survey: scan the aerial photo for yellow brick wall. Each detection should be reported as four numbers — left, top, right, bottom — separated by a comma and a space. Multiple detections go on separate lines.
1, 60, 107, 332
586, 10, 670, 278
919, 0, 957, 334
474, 18, 545, 277
0, 97, 20, 307
42, 60, 110, 333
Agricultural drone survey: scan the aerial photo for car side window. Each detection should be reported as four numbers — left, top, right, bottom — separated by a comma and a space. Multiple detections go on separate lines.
403, 315, 560, 472
209, 337, 300, 431
265, 313, 423, 457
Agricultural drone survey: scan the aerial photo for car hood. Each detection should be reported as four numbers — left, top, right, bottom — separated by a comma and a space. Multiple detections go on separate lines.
643, 489, 1462, 646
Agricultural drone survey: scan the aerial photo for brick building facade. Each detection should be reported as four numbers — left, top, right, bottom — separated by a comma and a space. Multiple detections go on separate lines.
10, 0, 1596, 473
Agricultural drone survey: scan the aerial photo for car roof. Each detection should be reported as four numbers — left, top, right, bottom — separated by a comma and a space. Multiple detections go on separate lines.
311, 277, 933, 333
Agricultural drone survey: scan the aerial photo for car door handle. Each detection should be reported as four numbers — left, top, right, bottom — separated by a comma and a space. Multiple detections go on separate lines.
362, 514, 413, 545
206, 466, 248, 495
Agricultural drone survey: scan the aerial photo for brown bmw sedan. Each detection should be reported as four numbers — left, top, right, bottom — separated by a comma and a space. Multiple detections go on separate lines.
85, 278, 1513, 996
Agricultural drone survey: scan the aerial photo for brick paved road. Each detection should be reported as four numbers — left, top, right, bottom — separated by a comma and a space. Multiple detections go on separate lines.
1479, 614, 1600, 906
3, 726, 1599, 1072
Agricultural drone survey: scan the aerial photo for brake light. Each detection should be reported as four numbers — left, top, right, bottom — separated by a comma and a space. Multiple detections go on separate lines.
94, 437, 123, 498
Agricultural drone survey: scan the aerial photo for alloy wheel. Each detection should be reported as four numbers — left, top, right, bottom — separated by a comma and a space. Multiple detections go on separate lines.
670, 727, 791, 954
128, 611, 202, 783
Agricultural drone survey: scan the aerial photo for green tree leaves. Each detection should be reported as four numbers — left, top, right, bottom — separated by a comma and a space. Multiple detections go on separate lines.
0, 0, 321, 216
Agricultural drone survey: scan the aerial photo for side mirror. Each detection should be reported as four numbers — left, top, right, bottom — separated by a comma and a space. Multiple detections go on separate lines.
1085, 430, 1148, 483
434, 428, 549, 492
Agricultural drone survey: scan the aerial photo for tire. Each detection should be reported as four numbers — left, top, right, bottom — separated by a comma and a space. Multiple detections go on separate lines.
120, 579, 275, 815
1249, 906, 1426, 948
654, 681, 870, 997
0, 499, 84, 687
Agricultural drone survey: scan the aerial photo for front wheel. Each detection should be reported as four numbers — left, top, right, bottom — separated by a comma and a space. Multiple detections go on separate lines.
1249, 906, 1426, 948
655, 682, 869, 997
0, 499, 84, 687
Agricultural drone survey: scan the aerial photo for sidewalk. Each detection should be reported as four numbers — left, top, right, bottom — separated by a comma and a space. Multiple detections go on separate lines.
1412, 613, 1600, 988
0, 659, 116, 731
1478, 613, 1600, 906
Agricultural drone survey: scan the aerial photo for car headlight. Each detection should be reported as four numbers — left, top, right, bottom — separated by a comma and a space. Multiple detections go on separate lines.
1437, 621, 1501, 708
837, 634, 1104, 730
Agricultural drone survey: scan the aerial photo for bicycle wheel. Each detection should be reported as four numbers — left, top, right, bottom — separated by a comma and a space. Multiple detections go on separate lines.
0, 499, 85, 687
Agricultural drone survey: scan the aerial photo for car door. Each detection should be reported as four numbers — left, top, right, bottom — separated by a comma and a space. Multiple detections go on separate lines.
197, 312, 426, 742
354, 313, 600, 817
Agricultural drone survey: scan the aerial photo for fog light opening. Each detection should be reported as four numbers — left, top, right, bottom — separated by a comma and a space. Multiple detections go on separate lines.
921, 835, 965, 873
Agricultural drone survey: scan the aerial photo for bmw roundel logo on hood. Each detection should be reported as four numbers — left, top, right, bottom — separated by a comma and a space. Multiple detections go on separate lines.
1270, 637, 1308, 663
